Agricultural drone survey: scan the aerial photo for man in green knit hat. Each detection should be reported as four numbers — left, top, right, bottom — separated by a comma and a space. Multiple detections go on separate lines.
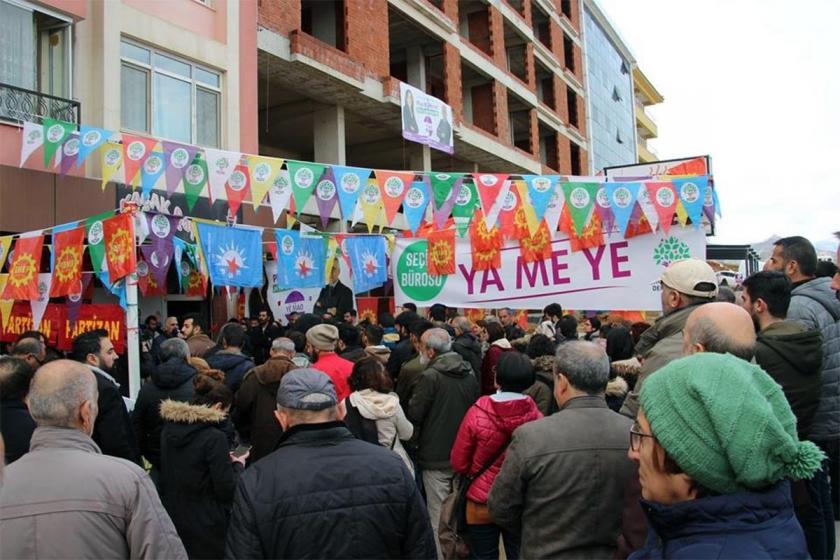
627, 352, 823, 559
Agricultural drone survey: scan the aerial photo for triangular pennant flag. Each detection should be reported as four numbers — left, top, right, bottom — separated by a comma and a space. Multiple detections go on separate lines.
2, 235, 44, 300
430, 173, 465, 229
247, 155, 283, 208
703, 182, 716, 223
519, 221, 553, 264
30, 273, 53, 330
673, 176, 708, 229
42, 118, 75, 168
50, 226, 85, 297
593, 185, 614, 233
0, 275, 13, 329
141, 244, 173, 289
76, 126, 112, 167
287, 160, 327, 215
345, 236, 388, 293
604, 182, 639, 237
100, 141, 124, 191
426, 229, 456, 276
225, 164, 251, 216
376, 170, 415, 226
140, 151, 166, 199
332, 165, 371, 221
497, 184, 523, 239
183, 153, 209, 212
451, 179, 480, 237
543, 186, 565, 233
522, 175, 559, 224
713, 187, 722, 218
473, 173, 510, 229
403, 180, 431, 235
203, 148, 241, 203
645, 182, 678, 234
103, 213, 137, 284
560, 182, 599, 236
514, 180, 541, 237
162, 141, 199, 196
314, 169, 339, 228
268, 168, 293, 224
57, 133, 80, 177
121, 134, 159, 186
359, 179, 385, 233
0, 236, 11, 271
85, 211, 112, 273
64, 272, 93, 328
635, 183, 660, 233
99, 272, 128, 310
20, 121, 44, 167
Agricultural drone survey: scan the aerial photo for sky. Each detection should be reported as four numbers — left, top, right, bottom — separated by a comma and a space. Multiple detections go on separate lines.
595, 0, 840, 249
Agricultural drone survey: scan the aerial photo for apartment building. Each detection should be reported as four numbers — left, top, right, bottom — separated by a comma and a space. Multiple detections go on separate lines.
633, 65, 662, 163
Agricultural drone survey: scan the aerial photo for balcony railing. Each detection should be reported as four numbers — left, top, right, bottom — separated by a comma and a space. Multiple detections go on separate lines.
0, 82, 80, 125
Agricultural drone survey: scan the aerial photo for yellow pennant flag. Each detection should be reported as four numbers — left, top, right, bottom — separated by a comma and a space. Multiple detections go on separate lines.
0, 274, 14, 330
360, 179, 384, 233
675, 200, 689, 226
0, 235, 11, 269
100, 141, 124, 191
325, 239, 339, 281
515, 180, 541, 236
247, 156, 284, 209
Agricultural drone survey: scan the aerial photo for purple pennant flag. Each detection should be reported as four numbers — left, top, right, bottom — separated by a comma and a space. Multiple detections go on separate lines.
702, 183, 716, 225
593, 185, 615, 234
67, 272, 93, 328
314, 168, 339, 228
433, 176, 463, 229
59, 133, 80, 177
162, 141, 200, 195
141, 243, 173, 289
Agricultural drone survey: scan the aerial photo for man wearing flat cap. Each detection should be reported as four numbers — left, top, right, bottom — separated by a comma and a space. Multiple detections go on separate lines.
224, 369, 435, 559
306, 323, 355, 401
620, 259, 718, 418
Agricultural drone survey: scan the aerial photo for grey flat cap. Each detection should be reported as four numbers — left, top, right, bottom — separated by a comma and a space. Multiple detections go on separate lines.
276, 368, 337, 411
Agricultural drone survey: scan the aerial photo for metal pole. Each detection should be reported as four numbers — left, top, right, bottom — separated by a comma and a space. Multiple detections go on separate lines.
125, 271, 141, 401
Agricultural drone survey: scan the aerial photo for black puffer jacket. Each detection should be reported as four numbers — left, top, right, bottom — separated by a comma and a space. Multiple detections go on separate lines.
132, 358, 196, 468
206, 351, 255, 394
160, 400, 242, 560
224, 422, 436, 559
452, 332, 482, 376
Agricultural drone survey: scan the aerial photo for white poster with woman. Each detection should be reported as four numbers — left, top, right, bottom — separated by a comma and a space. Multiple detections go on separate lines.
400, 82, 454, 154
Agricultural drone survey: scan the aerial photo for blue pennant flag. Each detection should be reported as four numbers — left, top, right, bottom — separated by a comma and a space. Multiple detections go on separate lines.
345, 235, 388, 294
332, 165, 371, 221
403, 179, 430, 235
604, 182, 639, 237
673, 176, 708, 229
196, 222, 264, 288
275, 229, 326, 289
98, 271, 127, 310
76, 126, 113, 167
140, 151, 166, 199
522, 175, 559, 224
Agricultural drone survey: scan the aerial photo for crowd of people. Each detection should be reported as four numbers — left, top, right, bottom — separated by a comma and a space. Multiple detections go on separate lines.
0, 234, 838, 559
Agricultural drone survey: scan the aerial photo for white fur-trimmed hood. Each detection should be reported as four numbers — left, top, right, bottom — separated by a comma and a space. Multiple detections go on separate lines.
159, 399, 227, 424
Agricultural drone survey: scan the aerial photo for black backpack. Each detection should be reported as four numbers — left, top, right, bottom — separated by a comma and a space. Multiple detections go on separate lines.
343, 398, 397, 448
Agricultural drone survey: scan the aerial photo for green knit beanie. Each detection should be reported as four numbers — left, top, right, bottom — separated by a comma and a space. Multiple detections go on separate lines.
639, 352, 825, 495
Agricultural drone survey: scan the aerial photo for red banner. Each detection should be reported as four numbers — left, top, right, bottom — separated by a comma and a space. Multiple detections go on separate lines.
1, 302, 126, 353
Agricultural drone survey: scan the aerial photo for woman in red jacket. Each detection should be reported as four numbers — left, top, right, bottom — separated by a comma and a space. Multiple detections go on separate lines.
479, 322, 512, 395
451, 351, 543, 560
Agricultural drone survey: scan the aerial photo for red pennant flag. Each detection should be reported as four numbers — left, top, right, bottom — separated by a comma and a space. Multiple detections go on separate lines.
563, 208, 605, 252
426, 229, 456, 276
225, 164, 251, 216
496, 186, 523, 240
121, 135, 159, 186
645, 182, 678, 234
375, 170, 415, 226
473, 173, 510, 219
104, 213, 137, 284
519, 221, 553, 263
50, 227, 85, 297
470, 219, 502, 272
2, 235, 44, 300
186, 269, 207, 297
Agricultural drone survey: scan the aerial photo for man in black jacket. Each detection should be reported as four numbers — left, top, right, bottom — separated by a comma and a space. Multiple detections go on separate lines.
206, 323, 255, 394
451, 316, 482, 375
386, 310, 419, 380
313, 261, 354, 320
71, 330, 141, 465
225, 368, 435, 559
0, 356, 36, 464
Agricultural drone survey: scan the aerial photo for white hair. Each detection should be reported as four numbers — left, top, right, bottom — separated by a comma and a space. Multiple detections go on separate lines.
424, 328, 452, 354
272, 337, 296, 354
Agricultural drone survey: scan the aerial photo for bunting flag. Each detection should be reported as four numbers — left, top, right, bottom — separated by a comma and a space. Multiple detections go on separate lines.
426, 228, 456, 276
646, 182, 679, 234
470, 219, 502, 271
104, 213, 136, 284
0, 275, 14, 329
594, 185, 614, 233
359, 180, 384, 232
287, 160, 327, 215
561, 182, 599, 236
605, 182, 639, 237
451, 179, 480, 236
140, 151, 166, 199
0, 235, 12, 270
430, 173, 465, 229
376, 170, 415, 226
473, 173, 510, 229
543, 186, 566, 232
635, 183, 660, 233
275, 229, 325, 289
162, 141, 199, 195
314, 169, 339, 228
186, 267, 207, 297
248, 156, 283, 208
403, 179, 430, 235
76, 126, 112, 167
2, 235, 44, 300
121, 135, 158, 186
224, 164, 251, 216
140, 244, 172, 289
332, 165, 370, 221
19, 121, 44, 167
183, 153, 209, 212
85, 211, 112, 273
675, 200, 689, 227
145, 213, 179, 287
173, 237, 187, 291
345, 236, 388, 293
522, 175, 558, 224
563, 207, 605, 252
514, 181, 541, 237
520, 221, 553, 263
30, 273, 53, 330
65, 273, 93, 329
136, 259, 152, 296
50, 226, 85, 297
497, 185, 522, 239
58, 133, 80, 177
42, 118, 75, 167
204, 149, 242, 203
195, 221, 264, 288
100, 141, 124, 190
703, 182, 716, 223
268, 168, 293, 224
673, 176, 708, 228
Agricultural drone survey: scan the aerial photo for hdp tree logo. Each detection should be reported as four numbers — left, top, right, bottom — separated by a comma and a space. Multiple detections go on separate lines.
653, 236, 691, 267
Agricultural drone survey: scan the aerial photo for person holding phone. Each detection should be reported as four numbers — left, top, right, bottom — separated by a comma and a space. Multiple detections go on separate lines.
159, 370, 246, 559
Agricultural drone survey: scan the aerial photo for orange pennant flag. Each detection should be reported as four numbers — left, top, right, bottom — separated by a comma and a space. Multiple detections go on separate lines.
103, 213, 137, 284
50, 227, 85, 297
426, 228, 456, 276
2, 235, 44, 300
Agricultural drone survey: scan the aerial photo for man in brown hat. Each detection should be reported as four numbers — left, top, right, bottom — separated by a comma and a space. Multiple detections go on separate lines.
307, 324, 354, 401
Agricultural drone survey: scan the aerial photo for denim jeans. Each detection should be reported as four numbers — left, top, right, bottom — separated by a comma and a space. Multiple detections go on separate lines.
794, 460, 835, 560
466, 523, 520, 560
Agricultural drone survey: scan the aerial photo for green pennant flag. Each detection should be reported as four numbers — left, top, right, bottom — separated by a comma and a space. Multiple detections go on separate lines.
42, 118, 76, 168
183, 154, 209, 212
561, 182, 600, 236
429, 173, 465, 210
85, 210, 114, 273
287, 161, 327, 215
451, 179, 479, 237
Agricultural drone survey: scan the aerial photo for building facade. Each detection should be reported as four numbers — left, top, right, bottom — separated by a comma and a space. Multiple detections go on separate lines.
633, 65, 662, 163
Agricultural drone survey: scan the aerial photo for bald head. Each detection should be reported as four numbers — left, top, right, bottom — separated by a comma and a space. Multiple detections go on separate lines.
683, 302, 756, 361
27, 360, 98, 433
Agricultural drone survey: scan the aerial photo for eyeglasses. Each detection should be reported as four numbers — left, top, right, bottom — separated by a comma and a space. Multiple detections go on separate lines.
629, 427, 655, 452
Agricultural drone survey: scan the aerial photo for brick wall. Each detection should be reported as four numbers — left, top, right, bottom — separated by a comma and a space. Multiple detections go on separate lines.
258, 0, 301, 35
443, 42, 463, 122
488, 6, 506, 67
558, 135, 572, 173
493, 82, 510, 142
472, 83, 496, 134
345, 0, 389, 78
528, 109, 539, 157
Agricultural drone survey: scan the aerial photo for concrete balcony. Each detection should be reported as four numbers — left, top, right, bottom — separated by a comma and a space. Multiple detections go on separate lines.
637, 141, 657, 163
635, 103, 658, 139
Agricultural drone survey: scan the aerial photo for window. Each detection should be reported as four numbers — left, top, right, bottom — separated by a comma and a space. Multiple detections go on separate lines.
563, 35, 575, 73
612, 86, 622, 102
566, 86, 578, 128
620, 60, 629, 75
570, 142, 581, 175
120, 39, 221, 147
561, 0, 572, 19
616, 129, 623, 144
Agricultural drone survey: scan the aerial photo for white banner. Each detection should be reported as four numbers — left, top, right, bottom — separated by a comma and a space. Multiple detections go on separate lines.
265, 261, 355, 324
400, 82, 454, 154
393, 228, 707, 311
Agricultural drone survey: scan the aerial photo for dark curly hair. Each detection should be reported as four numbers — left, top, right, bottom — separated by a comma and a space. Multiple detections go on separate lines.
348, 357, 392, 393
